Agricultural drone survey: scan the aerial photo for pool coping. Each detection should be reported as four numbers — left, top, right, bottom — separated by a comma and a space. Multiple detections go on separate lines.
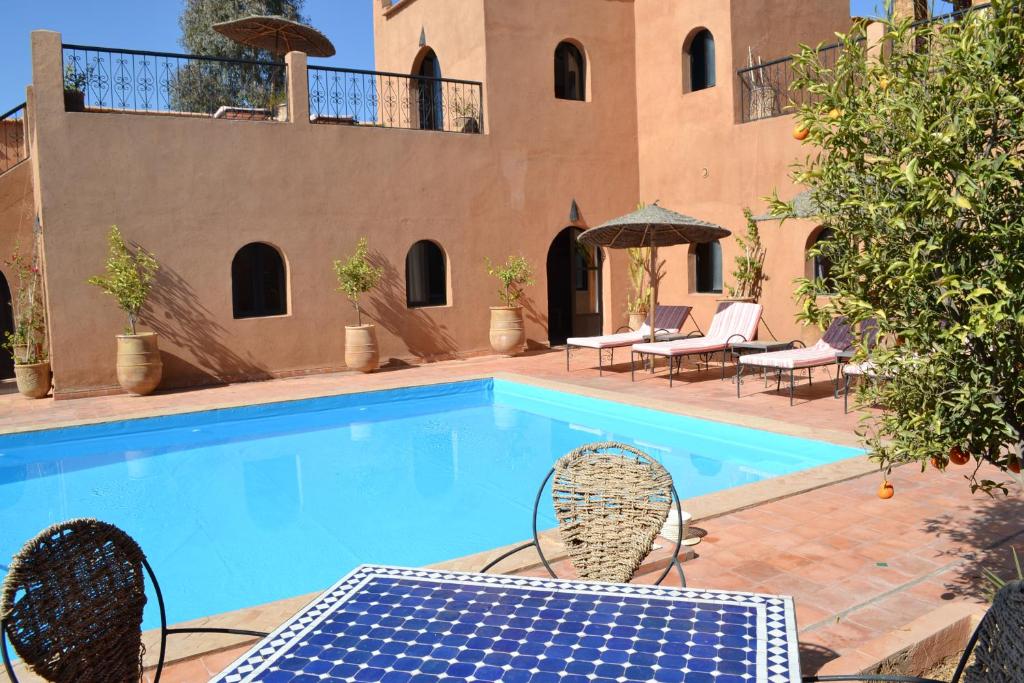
1, 370, 876, 677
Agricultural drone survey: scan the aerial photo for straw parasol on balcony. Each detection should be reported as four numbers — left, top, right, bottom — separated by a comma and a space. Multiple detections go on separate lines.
577, 203, 730, 343
213, 15, 336, 58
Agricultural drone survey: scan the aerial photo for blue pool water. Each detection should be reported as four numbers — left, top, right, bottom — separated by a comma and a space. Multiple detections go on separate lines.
0, 379, 858, 629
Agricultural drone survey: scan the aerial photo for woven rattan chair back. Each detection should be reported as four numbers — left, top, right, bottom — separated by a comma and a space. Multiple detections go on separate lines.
552, 442, 673, 583
0, 519, 148, 683
961, 580, 1024, 683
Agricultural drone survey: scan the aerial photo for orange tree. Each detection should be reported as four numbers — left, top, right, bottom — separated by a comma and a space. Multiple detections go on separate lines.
773, 2, 1024, 493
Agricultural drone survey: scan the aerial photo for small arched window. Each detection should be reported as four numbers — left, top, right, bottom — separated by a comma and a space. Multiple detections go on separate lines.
554, 41, 586, 101
415, 48, 443, 131
686, 29, 716, 92
809, 227, 835, 291
406, 240, 447, 308
695, 240, 723, 294
232, 243, 287, 319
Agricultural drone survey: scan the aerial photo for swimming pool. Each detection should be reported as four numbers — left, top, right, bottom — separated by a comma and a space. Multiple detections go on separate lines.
0, 378, 858, 628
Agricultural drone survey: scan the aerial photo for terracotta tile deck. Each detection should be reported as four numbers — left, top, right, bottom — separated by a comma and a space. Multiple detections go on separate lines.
2, 350, 1021, 681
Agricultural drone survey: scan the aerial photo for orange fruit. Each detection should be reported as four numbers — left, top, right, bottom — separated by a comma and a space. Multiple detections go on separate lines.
1010, 458, 1021, 474
877, 480, 895, 499
793, 125, 809, 141
828, 108, 842, 120
930, 456, 943, 470
949, 446, 970, 466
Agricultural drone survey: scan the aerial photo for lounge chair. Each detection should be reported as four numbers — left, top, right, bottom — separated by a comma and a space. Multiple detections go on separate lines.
565, 305, 694, 375
631, 301, 763, 386
803, 580, 1024, 682
480, 441, 687, 586
1, 519, 268, 683
736, 316, 853, 405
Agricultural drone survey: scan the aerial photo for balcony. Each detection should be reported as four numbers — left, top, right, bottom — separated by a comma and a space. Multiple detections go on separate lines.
59, 43, 485, 134
0, 103, 28, 174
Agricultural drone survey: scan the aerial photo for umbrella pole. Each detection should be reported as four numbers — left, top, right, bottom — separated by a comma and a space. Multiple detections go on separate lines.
649, 241, 658, 344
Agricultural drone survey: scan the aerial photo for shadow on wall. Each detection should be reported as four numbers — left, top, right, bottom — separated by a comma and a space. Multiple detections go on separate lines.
145, 262, 270, 387
922, 495, 1024, 603
366, 251, 458, 363
521, 293, 547, 351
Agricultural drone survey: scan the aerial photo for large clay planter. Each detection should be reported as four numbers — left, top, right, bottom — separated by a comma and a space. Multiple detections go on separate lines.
64, 89, 85, 112
116, 332, 163, 396
14, 361, 51, 399
628, 312, 648, 331
489, 306, 525, 355
345, 324, 380, 373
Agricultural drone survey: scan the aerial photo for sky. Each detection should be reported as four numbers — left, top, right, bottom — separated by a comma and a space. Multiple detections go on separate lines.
1, 0, 957, 109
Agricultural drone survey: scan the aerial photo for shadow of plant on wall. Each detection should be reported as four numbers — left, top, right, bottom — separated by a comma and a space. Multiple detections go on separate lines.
520, 293, 547, 351
921, 495, 1024, 603
365, 250, 458, 363
145, 262, 270, 386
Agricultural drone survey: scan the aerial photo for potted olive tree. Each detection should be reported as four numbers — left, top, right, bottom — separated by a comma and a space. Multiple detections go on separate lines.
334, 237, 383, 373
87, 225, 162, 396
722, 208, 766, 303
485, 255, 534, 355
4, 245, 50, 399
63, 63, 89, 112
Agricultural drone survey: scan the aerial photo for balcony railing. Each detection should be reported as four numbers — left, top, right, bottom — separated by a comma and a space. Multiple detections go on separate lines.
308, 66, 484, 134
61, 44, 287, 119
737, 2, 990, 123
0, 103, 28, 174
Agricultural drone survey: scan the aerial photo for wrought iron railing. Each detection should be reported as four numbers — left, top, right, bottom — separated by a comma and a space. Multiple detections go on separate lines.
308, 66, 484, 134
0, 103, 28, 174
737, 2, 990, 123
61, 44, 287, 119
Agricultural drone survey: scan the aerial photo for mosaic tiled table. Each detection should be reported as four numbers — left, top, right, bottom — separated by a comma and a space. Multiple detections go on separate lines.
212, 564, 801, 683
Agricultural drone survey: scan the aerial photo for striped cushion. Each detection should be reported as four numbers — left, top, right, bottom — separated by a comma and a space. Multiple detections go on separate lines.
739, 340, 841, 369
632, 302, 762, 358
568, 305, 691, 349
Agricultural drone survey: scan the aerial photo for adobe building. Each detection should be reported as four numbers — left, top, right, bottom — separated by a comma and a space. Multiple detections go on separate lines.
0, 0, 962, 398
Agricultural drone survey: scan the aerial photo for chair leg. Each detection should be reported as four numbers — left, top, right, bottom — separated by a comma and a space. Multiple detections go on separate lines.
598, 349, 603, 376
736, 362, 743, 398
808, 367, 813, 386
669, 357, 674, 387
721, 348, 727, 380
631, 352, 636, 381
776, 369, 782, 392
566, 346, 570, 371
844, 373, 851, 413
790, 369, 795, 406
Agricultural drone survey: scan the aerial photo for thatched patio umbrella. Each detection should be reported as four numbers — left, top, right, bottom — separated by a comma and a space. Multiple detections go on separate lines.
577, 203, 730, 343
213, 15, 336, 58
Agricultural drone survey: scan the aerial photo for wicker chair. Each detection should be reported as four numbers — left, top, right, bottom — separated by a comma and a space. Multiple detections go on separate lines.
803, 580, 1024, 683
481, 442, 687, 586
0, 519, 268, 683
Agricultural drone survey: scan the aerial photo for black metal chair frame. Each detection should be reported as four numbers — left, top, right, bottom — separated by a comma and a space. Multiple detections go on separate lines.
566, 325, 674, 376
631, 333, 749, 387
734, 340, 842, 407
479, 465, 688, 587
1, 553, 267, 683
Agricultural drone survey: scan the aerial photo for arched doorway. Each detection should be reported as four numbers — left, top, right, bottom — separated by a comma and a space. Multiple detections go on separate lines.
415, 49, 443, 131
547, 227, 602, 346
0, 272, 13, 379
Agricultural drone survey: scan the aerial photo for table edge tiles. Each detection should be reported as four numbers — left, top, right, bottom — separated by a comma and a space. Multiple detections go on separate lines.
211, 564, 801, 683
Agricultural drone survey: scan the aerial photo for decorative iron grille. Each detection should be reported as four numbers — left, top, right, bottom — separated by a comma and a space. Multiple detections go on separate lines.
0, 103, 28, 174
308, 66, 484, 134
61, 44, 287, 119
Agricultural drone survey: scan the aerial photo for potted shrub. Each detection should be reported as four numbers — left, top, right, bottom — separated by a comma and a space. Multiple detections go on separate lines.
4, 245, 50, 399
87, 226, 162, 396
333, 237, 383, 373
625, 246, 664, 330
485, 255, 534, 355
453, 96, 481, 134
722, 208, 766, 303
63, 64, 89, 112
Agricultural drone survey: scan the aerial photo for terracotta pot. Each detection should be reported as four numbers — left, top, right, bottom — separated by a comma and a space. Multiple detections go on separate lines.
64, 89, 85, 112
116, 332, 163, 396
14, 361, 51, 399
275, 103, 288, 122
345, 324, 380, 373
489, 306, 525, 355
628, 312, 648, 331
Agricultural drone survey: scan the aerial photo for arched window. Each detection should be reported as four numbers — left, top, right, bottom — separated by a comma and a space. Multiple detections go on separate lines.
686, 29, 716, 92
554, 41, 586, 101
415, 48, 443, 131
232, 243, 287, 319
406, 240, 447, 308
809, 227, 835, 291
695, 240, 722, 294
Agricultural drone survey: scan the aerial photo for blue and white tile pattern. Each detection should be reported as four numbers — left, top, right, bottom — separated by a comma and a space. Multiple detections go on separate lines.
212, 565, 800, 683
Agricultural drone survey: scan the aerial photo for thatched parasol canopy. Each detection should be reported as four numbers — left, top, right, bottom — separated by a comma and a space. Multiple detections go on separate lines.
213, 15, 336, 58
577, 203, 730, 341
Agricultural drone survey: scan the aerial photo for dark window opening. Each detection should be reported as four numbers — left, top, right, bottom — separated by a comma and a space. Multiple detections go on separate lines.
232, 243, 287, 319
811, 227, 835, 292
416, 49, 443, 131
695, 240, 722, 294
406, 240, 447, 308
687, 29, 716, 92
554, 42, 586, 101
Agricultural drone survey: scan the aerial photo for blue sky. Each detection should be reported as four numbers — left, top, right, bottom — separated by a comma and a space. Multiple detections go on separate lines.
1, 0, 956, 109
